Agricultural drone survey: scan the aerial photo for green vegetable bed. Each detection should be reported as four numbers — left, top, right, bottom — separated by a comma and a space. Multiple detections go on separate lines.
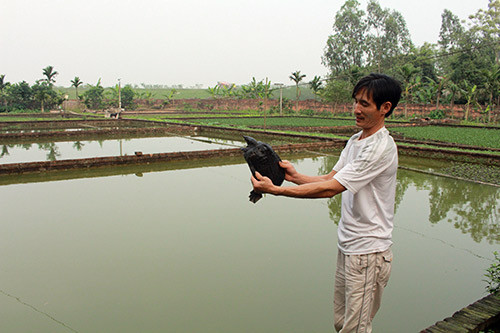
185, 117, 355, 127
391, 126, 500, 149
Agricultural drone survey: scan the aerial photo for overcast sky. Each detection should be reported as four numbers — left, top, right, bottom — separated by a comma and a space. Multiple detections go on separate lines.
1, 0, 490, 88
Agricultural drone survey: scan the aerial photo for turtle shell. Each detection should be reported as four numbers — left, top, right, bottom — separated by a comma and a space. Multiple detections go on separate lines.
241, 136, 285, 203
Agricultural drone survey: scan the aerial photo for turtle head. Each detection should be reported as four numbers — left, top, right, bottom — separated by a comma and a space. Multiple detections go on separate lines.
243, 136, 258, 146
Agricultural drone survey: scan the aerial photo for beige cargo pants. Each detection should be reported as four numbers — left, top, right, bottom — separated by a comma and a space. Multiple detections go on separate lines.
334, 248, 393, 333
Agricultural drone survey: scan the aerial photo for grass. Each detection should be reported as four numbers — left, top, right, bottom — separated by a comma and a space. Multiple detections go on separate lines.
391, 126, 500, 149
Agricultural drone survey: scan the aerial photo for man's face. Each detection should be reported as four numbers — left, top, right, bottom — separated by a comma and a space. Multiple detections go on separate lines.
353, 89, 388, 132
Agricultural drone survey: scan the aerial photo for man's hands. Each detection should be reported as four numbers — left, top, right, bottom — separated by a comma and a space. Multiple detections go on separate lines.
250, 160, 346, 199
251, 171, 277, 195
250, 160, 297, 195
279, 160, 298, 183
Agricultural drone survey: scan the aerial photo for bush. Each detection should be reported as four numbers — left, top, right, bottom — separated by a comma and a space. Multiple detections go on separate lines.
485, 251, 500, 294
82, 84, 105, 110
319, 110, 333, 117
270, 98, 294, 115
299, 109, 315, 116
429, 109, 446, 119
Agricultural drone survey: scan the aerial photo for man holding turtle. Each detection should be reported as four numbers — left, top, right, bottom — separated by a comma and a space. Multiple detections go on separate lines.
251, 73, 402, 333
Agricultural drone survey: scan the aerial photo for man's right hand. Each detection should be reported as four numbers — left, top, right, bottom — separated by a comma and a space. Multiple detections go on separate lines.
279, 160, 298, 183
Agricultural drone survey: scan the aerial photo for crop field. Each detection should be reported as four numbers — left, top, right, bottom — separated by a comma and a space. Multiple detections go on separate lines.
390, 126, 500, 149
184, 117, 355, 128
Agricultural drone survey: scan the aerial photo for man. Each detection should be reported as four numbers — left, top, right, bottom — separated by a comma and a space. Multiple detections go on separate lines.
251, 73, 402, 332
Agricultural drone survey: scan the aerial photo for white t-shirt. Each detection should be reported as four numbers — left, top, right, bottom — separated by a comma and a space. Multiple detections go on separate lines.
333, 127, 398, 255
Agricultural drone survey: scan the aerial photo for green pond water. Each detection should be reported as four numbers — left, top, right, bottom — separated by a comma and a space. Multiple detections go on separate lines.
0, 149, 498, 332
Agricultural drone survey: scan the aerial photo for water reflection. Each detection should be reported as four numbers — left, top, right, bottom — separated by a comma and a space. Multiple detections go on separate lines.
318, 155, 500, 244
1, 144, 11, 157
397, 169, 499, 244
0, 136, 242, 164
37, 142, 61, 161
72, 141, 85, 151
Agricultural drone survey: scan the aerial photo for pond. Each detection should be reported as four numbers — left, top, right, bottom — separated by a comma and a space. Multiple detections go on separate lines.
0, 135, 242, 164
0, 153, 498, 332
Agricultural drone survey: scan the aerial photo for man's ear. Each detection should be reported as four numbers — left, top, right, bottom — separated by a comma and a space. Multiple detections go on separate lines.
380, 101, 392, 116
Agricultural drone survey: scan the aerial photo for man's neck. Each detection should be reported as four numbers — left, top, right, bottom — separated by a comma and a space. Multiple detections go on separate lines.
360, 123, 385, 140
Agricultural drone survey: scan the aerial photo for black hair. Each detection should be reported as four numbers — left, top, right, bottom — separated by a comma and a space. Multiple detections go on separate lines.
352, 73, 402, 117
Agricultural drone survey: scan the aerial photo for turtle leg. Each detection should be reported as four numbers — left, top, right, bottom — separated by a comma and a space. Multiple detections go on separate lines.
249, 190, 263, 203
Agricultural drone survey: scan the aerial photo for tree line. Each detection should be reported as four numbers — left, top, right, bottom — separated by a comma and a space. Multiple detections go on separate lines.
0, 68, 142, 112
319, 0, 499, 121
1, 0, 498, 120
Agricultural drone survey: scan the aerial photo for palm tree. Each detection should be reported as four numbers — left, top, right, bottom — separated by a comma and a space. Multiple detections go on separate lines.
0, 74, 10, 107
42, 66, 58, 85
309, 76, 323, 100
70, 77, 83, 99
289, 70, 306, 112
0, 74, 8, 91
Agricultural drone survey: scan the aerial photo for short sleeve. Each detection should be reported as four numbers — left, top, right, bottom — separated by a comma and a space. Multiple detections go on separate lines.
333, 136, 396, 194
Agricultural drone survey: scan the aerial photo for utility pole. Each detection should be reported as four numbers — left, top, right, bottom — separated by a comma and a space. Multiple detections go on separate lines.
118, 78, 122, 110
275, 83, 284, 116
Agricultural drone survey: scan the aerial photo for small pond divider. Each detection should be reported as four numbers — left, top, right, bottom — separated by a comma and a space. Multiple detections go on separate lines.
0, 141, 345, 175
421, 292, 500, 332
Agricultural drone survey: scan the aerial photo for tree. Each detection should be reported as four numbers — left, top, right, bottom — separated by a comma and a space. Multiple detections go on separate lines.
468, 0, 500, 65
289, 70, 306, 112
463, 81, 478, 121
0, 75, 10, 109
320, 78, 352, 114
0, 74, 9, 91
322, 0, 412, 104
4, 81, 33, 110
120, 85, 136, 109
323, 0, 411, 75
444, 80, 462, 113
207, 85, 220, 99
162, 89, 178, 108
480, 64, 500, 121
32, 80, 62, 112
82, 79, 105, 110
240, 77, 260, 99
437, 4, 498, 111
42, 66, 58, 86
32, 80, 52, 112
70, 77, 83, 99
309, 76, 324, 99
365, 0, 413, 72
322, 0, 367, 74
365, 0, 389, 72
438, 9, 464, 51
396, 63, 421, 117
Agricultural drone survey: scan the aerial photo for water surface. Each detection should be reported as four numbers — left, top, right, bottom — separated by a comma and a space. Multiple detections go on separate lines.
0, 155, 497, 332
0, 135, 240, 164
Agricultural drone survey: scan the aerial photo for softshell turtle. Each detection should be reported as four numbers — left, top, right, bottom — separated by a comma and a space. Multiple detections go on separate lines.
241, 135, 285, 203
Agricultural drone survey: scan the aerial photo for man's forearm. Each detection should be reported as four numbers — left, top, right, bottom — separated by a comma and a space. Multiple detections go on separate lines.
290, 171, 336, 185
272, 179, 345, 199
